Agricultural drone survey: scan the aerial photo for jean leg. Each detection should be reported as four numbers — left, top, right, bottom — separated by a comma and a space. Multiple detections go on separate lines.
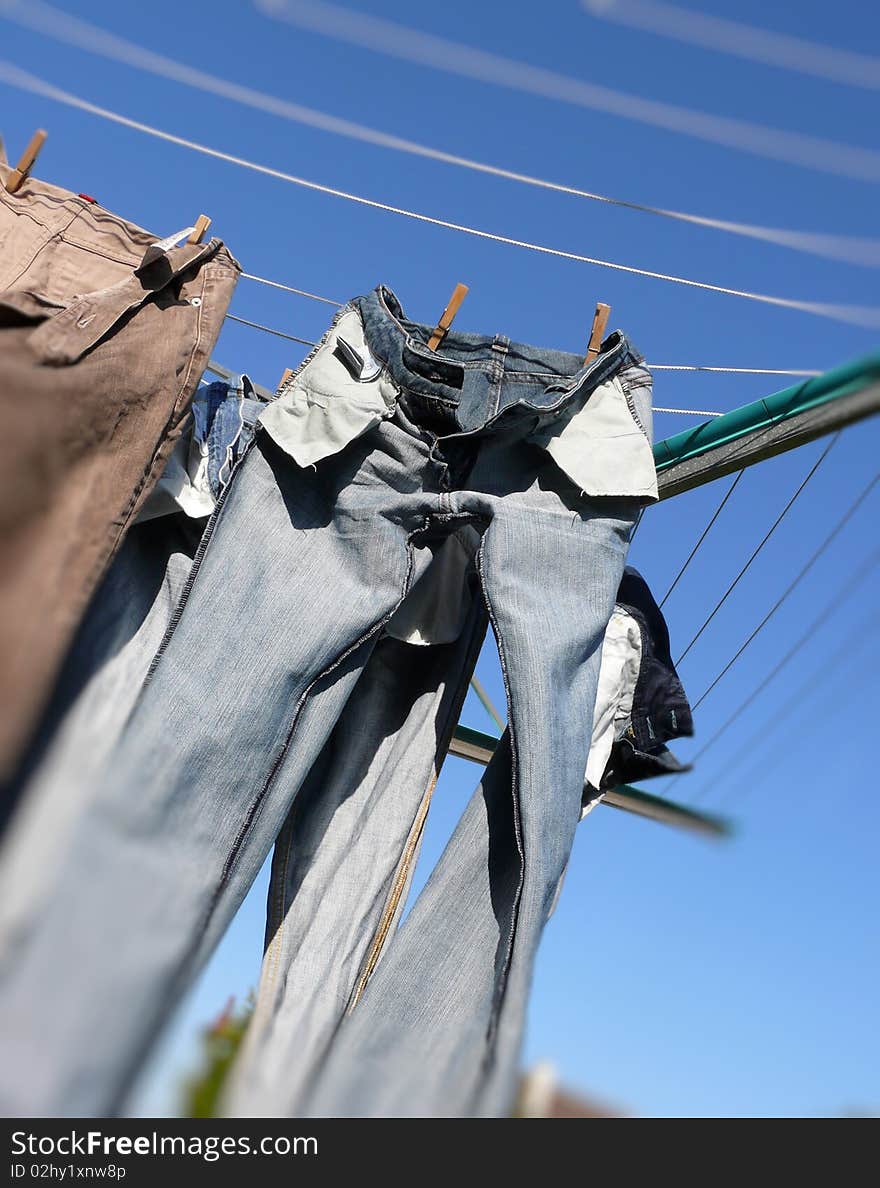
303, 453, 635, 1116
0, 423, 432, 1117
0, 515, 203, 961
223, 598, 486, 1116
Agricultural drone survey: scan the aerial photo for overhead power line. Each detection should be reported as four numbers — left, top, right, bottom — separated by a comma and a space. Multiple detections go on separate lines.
3, 64, 878, 329
2, 0, 879, 267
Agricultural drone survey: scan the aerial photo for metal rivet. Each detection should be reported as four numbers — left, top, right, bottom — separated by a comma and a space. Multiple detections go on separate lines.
190, 297, 202, 307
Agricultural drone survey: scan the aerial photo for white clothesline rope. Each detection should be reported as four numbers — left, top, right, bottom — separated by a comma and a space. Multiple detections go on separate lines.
258, 0, 880, 183
653, 407, 723, 417
2, 64, 880, 330
3, 0, 879, 268
242, 274, 342, 306
649, 365, 820, 376
224, 309, 813, 414
239, 274, 822, 379
582, 0, 880, 91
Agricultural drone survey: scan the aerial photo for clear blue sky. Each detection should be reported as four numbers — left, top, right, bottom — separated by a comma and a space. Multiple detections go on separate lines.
2, 0, 878, 1118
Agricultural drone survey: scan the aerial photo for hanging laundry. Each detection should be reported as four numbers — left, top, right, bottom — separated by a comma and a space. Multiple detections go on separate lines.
582, 565, 694, 817
0, 375, 266, 957
223, 610, 489, 1118
0, 161, 239, 784
222, 564, 693, 1118
0, 285, 657, 1117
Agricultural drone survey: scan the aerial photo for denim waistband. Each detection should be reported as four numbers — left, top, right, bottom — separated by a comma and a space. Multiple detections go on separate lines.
354, 285, 644, 435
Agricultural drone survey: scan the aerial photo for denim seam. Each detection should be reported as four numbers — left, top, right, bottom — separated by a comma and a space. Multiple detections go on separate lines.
199, 521, 428, 945
257, 809, 298, 1027
346, 596, 488, 1012
347, 774, 436, 1015
474, 541, 525, 1053
139, 386, 249, 691
277, 302, 358, 399
622, 384, 652, 442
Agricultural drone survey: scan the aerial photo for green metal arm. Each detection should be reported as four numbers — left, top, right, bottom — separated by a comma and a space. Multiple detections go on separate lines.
448, 725, 730, 839
451, 351, 880, 839
653, 348, 880, 498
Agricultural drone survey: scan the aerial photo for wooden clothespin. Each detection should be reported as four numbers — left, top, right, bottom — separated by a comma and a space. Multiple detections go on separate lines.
427, 283, 469, 351
278, 367, 295, 390
187, 214, 212, 244
4, 129, 48, 194
584, 302, 611, 364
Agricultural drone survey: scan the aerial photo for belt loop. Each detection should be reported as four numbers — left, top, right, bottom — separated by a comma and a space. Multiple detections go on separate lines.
487, 334, 509, 416
490, 334, 509, 380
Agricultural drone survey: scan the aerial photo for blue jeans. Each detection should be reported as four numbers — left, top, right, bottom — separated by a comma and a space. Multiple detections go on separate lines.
223, 594, 488, 1116
0, 376, 264, 991
0, 288, 653, 1116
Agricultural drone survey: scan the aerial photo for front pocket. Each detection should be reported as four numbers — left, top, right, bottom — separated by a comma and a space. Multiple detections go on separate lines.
258, 307, 398, 467
22, 239, 218, 366
530, 371, 659, 503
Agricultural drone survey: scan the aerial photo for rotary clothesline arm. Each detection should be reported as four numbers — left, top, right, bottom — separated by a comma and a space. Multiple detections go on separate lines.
452, 346, 880, 838
654, 346, 880, 498
448, 725, 731, 838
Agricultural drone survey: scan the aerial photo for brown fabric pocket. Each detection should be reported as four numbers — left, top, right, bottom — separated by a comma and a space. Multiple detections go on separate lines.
23, 238, 224, 366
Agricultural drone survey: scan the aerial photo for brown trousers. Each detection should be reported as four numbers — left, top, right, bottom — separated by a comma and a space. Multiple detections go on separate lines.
0, 163, 240, 778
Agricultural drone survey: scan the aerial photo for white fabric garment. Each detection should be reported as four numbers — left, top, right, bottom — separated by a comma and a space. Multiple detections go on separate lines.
259, 308, 398, 467
385, 527, 481, 647
532, 371, 659, 502
136, 431, 215, 522
581, 605, 644, 819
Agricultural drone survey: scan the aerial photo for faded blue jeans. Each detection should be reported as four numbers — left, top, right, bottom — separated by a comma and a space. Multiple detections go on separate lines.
0, 287, 654, 1116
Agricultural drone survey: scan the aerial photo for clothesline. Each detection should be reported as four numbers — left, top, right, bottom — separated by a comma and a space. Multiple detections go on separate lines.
709, 616, 880, 810
2, 62, 879, 330
224, 313, 316, 347
222, 305, 817, 416
582, 0, 880, 91
4, 0, 879, 268
2, 22, 868, 822
687, 548, 880, 784
238, 273, 823, 378
259, 0, 880, 184
692, 466, 880, 710
675, 434, 839, 665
